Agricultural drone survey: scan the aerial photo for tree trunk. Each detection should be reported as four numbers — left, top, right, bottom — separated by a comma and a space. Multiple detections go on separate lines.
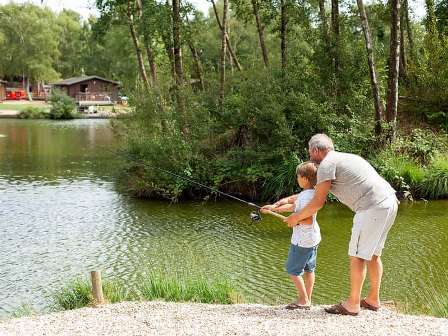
331, 0, 341, 76
172, 0, 188, 135
26, 76, 32, 101
251, 0, 269, 67
385, 0, 401, 141
399, 0, 407, 81
126, 1, 151, 92
357, 0, 384, 135
318, 0, 330, 52
425, 0, 437, 36
143, 33, 158, 86
280, 0, 288, 70
219, 0, 229, 108
404, 0, 415, 61
188, 41, 205, 90
211, 0, 242, 71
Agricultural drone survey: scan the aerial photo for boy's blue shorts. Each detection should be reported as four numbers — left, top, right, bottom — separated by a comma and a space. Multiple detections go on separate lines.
285, 244, 319, 276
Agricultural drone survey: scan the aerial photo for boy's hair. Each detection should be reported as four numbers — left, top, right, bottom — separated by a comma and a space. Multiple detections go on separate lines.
296, 161, 319, 187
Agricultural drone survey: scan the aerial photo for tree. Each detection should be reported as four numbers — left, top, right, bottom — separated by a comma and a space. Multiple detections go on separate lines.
318, 0, 330, 52
55, 10, 87, 78
126, 0, 151, 91
0, 4, 60, 100
251, 0, 269, 67
172, 0, 188, 135
280, 0, 288, 70
210, 0, 242, 71
385, 0, 401, 140
331, 0, 341, 78
356, 0, 384, 135
219, 0, 229, 107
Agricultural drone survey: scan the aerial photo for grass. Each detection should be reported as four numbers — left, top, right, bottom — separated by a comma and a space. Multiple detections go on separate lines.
11, 304, 35, 318
53, 279, 92, 310
0, 102, 50, 112
419, 155, 448, 199
138, 272, 242, 304
52, 273, 242, 311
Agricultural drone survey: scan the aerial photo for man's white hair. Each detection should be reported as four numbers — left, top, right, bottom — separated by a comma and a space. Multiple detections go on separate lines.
308, 134, 334, 151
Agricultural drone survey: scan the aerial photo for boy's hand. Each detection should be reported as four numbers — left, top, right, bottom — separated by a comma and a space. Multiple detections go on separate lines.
260, 205, 275, 213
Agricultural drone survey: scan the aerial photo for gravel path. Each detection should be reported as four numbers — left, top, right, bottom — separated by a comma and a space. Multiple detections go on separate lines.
0, 301, 447, 336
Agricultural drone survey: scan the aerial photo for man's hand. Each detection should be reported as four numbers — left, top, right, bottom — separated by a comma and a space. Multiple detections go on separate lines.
284, 213, 300, 228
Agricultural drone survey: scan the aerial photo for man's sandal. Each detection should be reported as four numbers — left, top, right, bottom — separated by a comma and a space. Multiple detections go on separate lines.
360, 299, 380, 311
324, 303, 359, 316
285, 302, 311, 310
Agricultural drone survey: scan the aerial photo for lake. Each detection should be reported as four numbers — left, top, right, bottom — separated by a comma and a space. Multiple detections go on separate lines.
0, 119, 447, 316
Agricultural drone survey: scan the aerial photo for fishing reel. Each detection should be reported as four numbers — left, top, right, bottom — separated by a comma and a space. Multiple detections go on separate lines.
250, 210, 262, 222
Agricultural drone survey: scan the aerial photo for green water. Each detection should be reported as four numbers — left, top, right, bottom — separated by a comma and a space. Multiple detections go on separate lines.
0, 119, 447, 316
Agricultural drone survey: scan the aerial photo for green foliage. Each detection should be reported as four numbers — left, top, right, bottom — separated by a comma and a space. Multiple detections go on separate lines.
391, 129, 442, 165
0, 3, 60, 82
11, 304, 35, 318
48, 90, 77, 120
17, 106, 48, 119
52, 274, 241, 311
373, 131, 448, 199
53, 279, 92, 310
138, 273, 241, 304
52, 278, 137, 311
420, 155, 448, 199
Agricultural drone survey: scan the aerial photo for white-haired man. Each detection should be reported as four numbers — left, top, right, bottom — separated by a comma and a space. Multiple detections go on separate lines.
265, 134, 398, 315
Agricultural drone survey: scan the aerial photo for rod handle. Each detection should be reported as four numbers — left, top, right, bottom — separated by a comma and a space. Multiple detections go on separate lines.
265, 209, 287, 220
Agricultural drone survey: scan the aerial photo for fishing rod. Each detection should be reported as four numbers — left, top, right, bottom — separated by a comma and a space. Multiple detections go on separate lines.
111, 149, 286, 222
144, 164, 286, 222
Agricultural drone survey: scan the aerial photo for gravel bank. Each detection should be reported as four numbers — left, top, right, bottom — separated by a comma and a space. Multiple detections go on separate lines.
1, 301, 447, 336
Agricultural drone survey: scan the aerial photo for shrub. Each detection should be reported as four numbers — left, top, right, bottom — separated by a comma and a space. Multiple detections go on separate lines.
48, 90, 77, 119
419, 155, 448, 199
17, 106, 48, 119
372, 151, 425, 197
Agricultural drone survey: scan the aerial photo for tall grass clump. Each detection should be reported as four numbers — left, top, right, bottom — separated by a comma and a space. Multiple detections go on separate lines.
52, 278, 134, 310
53, 274, 242, 311
419, 155, 448, 199
11, 304, 35, 318
138, 272, 242, 304
53, 279, 92, 310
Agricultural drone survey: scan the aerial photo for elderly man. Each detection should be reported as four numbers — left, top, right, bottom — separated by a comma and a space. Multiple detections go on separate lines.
269, 134, 398, 315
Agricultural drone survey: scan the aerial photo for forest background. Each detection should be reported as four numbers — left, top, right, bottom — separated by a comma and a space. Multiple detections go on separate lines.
0, 0, 447, 201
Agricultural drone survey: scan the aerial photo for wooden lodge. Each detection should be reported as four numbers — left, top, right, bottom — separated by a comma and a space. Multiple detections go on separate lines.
52, 76, 120, 106
0, 80, 6, 102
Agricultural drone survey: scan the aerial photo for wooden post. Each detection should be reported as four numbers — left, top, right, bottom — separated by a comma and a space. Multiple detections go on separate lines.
91, 271, 106, 306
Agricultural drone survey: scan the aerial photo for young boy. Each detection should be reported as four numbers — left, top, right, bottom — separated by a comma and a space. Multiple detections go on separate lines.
261, 161, 321, 310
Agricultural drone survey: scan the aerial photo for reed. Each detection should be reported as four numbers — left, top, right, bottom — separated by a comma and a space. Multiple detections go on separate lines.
52, 273, 242, 311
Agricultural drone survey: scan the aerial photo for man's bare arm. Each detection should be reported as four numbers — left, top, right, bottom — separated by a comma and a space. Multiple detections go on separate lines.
284, 181, 331, 227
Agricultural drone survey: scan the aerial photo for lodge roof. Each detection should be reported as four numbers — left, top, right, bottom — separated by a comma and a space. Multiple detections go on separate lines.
52, 75, 120, 86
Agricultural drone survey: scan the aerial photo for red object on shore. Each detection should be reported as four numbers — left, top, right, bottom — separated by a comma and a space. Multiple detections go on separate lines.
6, 88, 26, 100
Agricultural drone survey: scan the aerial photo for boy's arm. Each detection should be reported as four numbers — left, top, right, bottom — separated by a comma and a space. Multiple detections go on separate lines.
284, 181, 331, 227
270, 203, 295, 213
261, 194, 298, 211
